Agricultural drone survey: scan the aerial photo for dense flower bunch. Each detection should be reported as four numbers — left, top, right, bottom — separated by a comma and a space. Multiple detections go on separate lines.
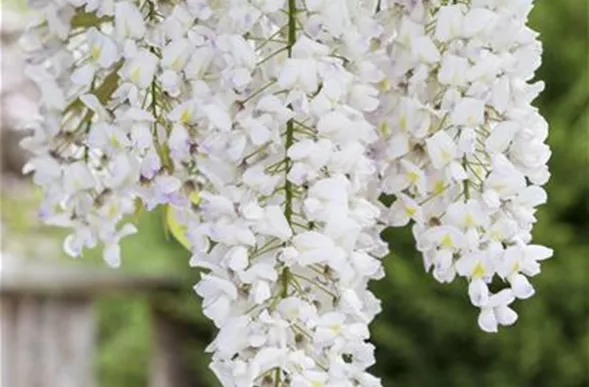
21, 0, 552, 385
372, 0, 553, 333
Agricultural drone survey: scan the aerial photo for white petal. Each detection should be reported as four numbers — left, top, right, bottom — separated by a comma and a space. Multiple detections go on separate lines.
496, 306, 518, 327
426, 131, 457, 169
525, 245, 553, 261
451, 98, 485, 127
278, 60, 299, 89
510, 273, 535, 299
71, 64, 96, 86
104, 243, 121, 268
63, 234, 82, 257
449, 161, 468, 181
203, 297, 231, 328
118, 223, 138, 238
115, 1, 146, 39
468, 278, 490, 307
241, 202, 264, 220
482, 190, 501, 209
489, 288, 515, 308
386, 133, 410, 159
259, 206, 293, 241
226, 246, 249, 271
478, 308, 498, 333
202, 104, 231, 131
293, 231, 333, 251
252, 281, 271, 304
486, 121, 518, 153
517, 186, 547, 207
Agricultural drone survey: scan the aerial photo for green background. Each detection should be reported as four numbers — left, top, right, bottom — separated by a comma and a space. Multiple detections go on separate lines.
2, 1, 588, 386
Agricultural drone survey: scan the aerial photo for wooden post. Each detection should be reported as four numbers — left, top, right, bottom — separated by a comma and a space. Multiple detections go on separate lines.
149, 308, 197, 387
1, 263, 183, 387
1, 295, 96, 387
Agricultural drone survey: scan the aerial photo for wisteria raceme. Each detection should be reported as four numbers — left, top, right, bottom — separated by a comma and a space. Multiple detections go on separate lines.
179, 2, 389, 385
21, 0, 552, 385
372, 0, 553, 333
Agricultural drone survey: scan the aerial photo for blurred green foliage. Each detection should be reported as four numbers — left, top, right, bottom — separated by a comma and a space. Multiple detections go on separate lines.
2, 1, 587, 386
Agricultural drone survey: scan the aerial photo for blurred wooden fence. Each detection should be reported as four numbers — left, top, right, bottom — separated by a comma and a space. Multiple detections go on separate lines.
0, 263, 195, 387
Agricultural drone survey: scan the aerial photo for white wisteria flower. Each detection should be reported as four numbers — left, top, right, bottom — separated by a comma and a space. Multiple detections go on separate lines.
372, 0, 552, 333
22, 0, 552, 385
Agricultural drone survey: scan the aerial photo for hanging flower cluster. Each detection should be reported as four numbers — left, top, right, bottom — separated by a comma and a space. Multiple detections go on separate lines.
21, 0, 552, 385
372, 0, 553, 333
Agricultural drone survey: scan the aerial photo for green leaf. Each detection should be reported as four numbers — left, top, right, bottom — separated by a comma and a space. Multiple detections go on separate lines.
164, 192, 201, 251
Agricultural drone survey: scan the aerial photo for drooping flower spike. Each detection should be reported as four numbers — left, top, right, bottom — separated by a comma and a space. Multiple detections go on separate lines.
373, 0, 552, 332
22, 0, 551, 385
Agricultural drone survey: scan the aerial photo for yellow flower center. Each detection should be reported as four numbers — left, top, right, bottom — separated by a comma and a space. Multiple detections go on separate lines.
407, 171, 420, 184
441, 149, 452, 162
130, 67, 142, 84
464, 213, 476, 228
433, 181, 446, 195
171, 57, 183, 72
441, 234, 453, 248
472, 262, 486, 279
180, 108, 192, 124
91, 44, 101, 61
108, 203, 119, 220
405, 205, 417, 217
378, 78, 391, 92
399, 115, 408, 131
189, 191, 201, 205
511, 261, 520, 273
379, 121, 391, 137
329, 324, 343, 335
490, 230, 502, 241
109, 134, 121, 148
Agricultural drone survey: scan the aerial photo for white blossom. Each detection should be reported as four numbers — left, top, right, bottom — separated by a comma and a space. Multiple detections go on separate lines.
22, 0, 552, 384
373, 0, 552, 333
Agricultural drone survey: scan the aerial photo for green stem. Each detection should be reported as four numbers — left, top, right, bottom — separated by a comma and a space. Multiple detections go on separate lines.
284, 0, 296, 224
240, 80, 277, 105
151, 78, 173, 173
256, 46, 290, 67
70, 12, 113, 28
276, 3, 297, 385
463, 156, 470, 200
254, 25, 288, 50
